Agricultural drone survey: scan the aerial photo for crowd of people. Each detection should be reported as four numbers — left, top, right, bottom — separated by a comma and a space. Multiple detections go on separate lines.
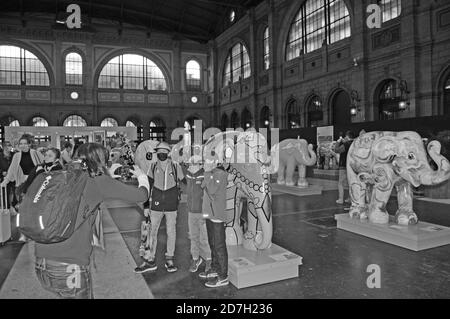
0, 133, 232, 299
0, 130, 358, 299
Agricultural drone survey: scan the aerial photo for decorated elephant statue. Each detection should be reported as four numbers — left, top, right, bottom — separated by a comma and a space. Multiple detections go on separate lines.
318, 141, 339, 170
347, 131, 450, 225
271, 138, 317, 187
173, 130, 273, 251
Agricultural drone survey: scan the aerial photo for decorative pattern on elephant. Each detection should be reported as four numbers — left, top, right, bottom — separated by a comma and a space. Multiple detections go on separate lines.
174, 130, 273, 251
347, 131, 450, 225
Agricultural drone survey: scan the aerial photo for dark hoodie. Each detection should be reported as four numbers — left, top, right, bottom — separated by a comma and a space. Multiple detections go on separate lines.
20, 162, 63, 195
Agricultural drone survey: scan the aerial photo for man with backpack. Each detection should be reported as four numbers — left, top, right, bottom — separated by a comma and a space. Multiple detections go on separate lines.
134, 142, 186, 274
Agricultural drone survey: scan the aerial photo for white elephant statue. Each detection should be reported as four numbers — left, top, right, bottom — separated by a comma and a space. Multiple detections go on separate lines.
271, 138, 317, 187
347, 131, 450, 225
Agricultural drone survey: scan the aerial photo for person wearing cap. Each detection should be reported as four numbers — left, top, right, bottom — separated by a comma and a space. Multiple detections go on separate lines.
134, 141, 185, 273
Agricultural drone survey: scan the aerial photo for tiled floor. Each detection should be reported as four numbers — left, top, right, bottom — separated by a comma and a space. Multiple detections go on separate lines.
1, 188, 450, 298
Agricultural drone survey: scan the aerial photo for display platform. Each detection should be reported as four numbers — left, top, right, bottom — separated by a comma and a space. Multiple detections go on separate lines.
313, 168, 340, 180
335, 213, 450, 251
270, 183, 323, 196
227, 243, 302, 289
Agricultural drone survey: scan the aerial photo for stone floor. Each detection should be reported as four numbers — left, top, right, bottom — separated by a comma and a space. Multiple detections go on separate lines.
1, 187, 450, 299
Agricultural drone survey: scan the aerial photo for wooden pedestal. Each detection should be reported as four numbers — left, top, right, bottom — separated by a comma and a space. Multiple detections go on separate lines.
335, 213, 450, 251
227, 244, 302, 289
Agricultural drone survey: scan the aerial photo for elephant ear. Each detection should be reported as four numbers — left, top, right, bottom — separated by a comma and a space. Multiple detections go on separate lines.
352, 134, 376, 160
281, 141, 296, 155
372, 137, 398, 163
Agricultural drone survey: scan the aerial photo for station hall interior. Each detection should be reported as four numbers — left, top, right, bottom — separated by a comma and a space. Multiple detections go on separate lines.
0, 0, 450, 299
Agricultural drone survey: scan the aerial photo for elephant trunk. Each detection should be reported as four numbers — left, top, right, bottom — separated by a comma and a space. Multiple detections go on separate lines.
254, 194, 273, 250
295, 144, 317, 166
420, 141, 450, 185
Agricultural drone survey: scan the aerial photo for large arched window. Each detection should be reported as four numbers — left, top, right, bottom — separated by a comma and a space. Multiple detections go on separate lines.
126, 120, 136, 127
9, 119, 20, 127
221, 113, 229, 131
149, 119, 165, 141
223, 43, 251, 86
286, 99, 300, 129
186, 60, 201, 90
63, 115, 87, 127
98, 54, 167, 90
286, 0, 351, 61
263, 27, 270, 70
260, 106, 271, 128
32, 116, 48, 127
381, 0, 401, 23
444, 76, 450, 116
65, 52, 83, 85
0, 45, 50, 86
230, 111, 240, 129
101, 117, 118, 127
241, 109, 253, 129
377, 79, 401, 120
307, 95, 323, 127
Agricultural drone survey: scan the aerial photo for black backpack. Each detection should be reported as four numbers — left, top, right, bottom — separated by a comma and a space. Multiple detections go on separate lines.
17, 167, 99, 244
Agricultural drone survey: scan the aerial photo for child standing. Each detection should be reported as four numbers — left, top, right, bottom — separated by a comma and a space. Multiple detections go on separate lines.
185, 157, 211, 273
200, 161, 229, 288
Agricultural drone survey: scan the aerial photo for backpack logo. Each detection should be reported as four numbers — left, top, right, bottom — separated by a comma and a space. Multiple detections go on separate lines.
33, 175, 52, 203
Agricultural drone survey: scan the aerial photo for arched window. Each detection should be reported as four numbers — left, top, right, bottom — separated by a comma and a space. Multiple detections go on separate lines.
223, 43, 251, 87
286, 0, 350, 61
149, 120, 165, 141
241, 109, 253, 129
98, 54, 167, 90
101, 117, 118, 127
230, 111, 240, 129
230, 10, 236, 23
260, 106, 271, 127
65, 52, 82, 85
186, 60, 201, 90
126, 120, 136, 127
307, 96, 323, 127
9, 119, 20, 127
380, 0, 401, 23
221, 113, 229, 131
286, 99, 300, 129
0, 45, 49, 86
32, 117, 48, 127
63, 115, 87, 127
263, 27, 270, 70
444, 76, 450, 116
377, 79, 401, 120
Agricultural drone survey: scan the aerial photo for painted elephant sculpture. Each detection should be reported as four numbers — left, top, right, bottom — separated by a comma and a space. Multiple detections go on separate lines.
271, 138, 317, 187
347, 131, 450, 225
173, 130, 273, 251
318, 141, 339, 170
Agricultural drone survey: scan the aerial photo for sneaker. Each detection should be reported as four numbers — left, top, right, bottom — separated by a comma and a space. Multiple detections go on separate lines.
134, 260, 157, 273
205, 277, 229, 288
199, 268, 218, 279
189, 258, 203, 273
165, 259, 178, 273
336, 199, 344, 204
344, 198, 351, 204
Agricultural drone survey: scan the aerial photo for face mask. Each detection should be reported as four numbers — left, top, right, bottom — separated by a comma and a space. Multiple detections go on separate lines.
157, 153, 168, 161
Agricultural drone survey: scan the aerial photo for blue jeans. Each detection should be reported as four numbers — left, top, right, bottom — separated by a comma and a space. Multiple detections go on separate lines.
35, 257, 93, 299
205, 219, 228, 279
188, 213, 211, 261
148, 210, 177, 260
